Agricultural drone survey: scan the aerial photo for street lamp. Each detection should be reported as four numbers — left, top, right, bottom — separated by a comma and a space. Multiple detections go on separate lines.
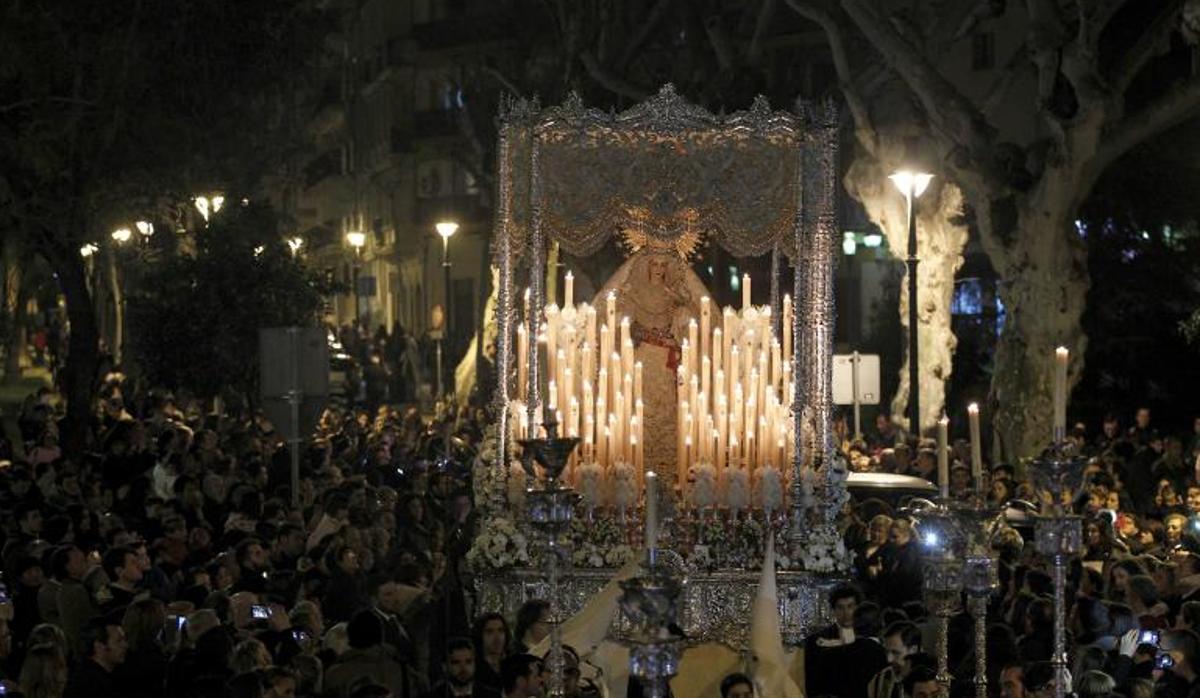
80, 243, 99, 258
889, 169, 933, 438
287, 237, 304, 256
135, 221, 154, 238
111, 227, 132, 243
346, 231, 366, 326
435, 221, 459, 399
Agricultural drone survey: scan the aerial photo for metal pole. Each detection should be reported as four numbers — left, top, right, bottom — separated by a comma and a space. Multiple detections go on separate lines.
970, 593, 988, 698
906, 189, 920, 438
935, 610, 951, 694
1052, 553, 1068, 698
352, 258, 361, 327
443, 236, 453, 400
852, 351, 861, 440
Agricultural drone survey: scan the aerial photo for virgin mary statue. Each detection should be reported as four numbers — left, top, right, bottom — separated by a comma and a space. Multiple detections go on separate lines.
595, 250, 709, 481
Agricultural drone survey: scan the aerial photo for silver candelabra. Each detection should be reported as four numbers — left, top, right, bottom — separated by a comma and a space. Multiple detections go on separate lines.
520, 418, 582, 698
957, 493, 1003, 698
1030, 441, 1086, 698
618, 549, 683, 698
910, 498, 964, 696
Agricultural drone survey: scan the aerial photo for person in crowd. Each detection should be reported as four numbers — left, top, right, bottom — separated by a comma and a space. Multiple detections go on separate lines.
499, 654, 542, 698
324, 611, 412, 698
805, 584, 887, 698
18, 642, 67, 698
719, 672, 755, 698
421, 636, 499, 698
63, 617, 127, 698
511, 602, 549, 656
868, 620, 922, 698
471, 613, 508, 694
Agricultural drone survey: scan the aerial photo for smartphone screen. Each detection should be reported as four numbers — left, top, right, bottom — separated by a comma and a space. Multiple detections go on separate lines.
251, 605, 270, 620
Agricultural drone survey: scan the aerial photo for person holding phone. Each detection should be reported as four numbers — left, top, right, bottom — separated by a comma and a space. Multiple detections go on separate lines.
1155, 630, 1200, 698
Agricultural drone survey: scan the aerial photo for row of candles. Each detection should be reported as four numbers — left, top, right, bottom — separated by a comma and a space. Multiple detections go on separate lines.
509, 272, 794, 487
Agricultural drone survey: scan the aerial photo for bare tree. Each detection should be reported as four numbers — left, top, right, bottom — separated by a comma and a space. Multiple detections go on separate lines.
785, 0, 1200, 458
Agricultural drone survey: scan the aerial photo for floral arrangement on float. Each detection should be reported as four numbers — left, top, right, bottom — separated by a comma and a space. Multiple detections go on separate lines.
469, 424, 852, 574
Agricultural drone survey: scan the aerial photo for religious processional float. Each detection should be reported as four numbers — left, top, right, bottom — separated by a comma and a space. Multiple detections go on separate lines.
467, 86, 850, 649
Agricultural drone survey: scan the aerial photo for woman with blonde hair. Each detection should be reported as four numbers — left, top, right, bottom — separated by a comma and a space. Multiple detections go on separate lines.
18, 643, 67, 698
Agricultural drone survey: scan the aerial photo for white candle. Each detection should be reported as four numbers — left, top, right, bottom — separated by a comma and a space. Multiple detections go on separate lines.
1054, 346, 1069, 441
700, 296, 711, 367
688, 319, 699, 376
517, 323, 528, 401
968, 403, 983, 489
782, 294, 792, 364
634, 362, 643, 405
742, 273, 752, 309
564, 270, 574, 309
937, 415, 949, 499
645, 471, 659, 550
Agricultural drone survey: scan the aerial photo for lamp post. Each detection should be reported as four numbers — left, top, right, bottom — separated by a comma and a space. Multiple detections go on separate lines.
436, 221, 458, 400
346, 231, 366, 327
889, 170, 932, 437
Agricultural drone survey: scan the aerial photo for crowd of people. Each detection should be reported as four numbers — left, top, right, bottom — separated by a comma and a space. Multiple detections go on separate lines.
4, 343, 1200, 698
808, 407, 1200, 698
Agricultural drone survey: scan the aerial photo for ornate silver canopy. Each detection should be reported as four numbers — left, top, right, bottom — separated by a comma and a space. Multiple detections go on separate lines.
494, 84, 838, 260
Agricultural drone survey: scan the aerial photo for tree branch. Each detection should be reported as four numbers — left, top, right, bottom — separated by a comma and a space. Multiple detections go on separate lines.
482, 66, 522, 98
783, 0, 876, 153
1091, 77, 1200, 180
579, 52, 650, 101
1079, 0, 1127, 48
837, 0, 1003, 187
1111, 0, 1185, 94
982, 43, 1030, 114
746, 0, 776, 66
616, 0, 674, 72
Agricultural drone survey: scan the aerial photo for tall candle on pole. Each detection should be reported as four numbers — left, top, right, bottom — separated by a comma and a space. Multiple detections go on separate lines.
1054, 346, 1068, 443
937, 415, 949, 499
645, 471, 659, 552
968, 402, 983, 492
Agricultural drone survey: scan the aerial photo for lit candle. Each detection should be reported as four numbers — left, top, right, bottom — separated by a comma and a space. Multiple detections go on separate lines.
782, 294, 792, 364
586, 305, 597, 360
1054, 346, 1069, 441
712, 327, 723, 380
700, 296, 712, 368
742, 273, 752, 309
968, 403, 983, 489
688, 319, 699, 376
635, 399, 645, 472
517, 323, 528, 401
547, 380, 557, 413
564, 270, 574, 309
937, 415, 949, 499
645, 471, 659, 551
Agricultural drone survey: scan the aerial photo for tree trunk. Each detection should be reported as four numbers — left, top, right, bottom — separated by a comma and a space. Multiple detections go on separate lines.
843, 152, 969, 436
51, 249, 101, 454
981, 188, 1089, 462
